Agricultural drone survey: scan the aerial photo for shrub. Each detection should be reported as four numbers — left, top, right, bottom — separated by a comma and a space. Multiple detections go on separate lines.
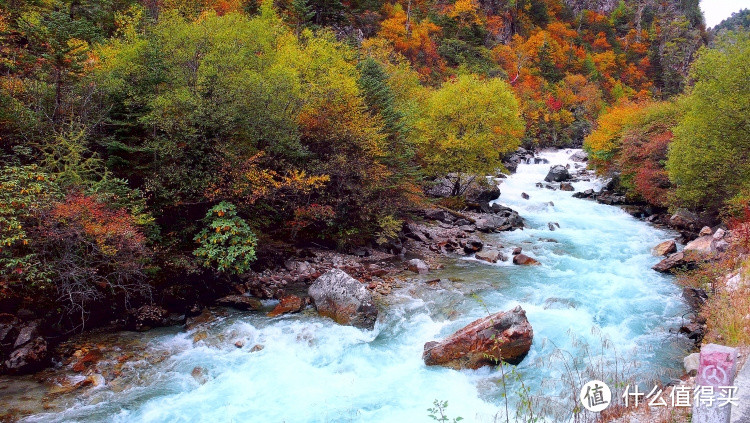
193, 202, 257, 275
34, 193, 150, 325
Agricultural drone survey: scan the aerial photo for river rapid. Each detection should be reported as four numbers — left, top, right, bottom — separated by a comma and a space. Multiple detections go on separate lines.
16, 149, 691, 422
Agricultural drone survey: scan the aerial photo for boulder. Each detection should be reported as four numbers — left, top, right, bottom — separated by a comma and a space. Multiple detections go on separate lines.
569, 151, 588, 162
547, 222, 560, 231
684, 236, 716, 255
512, 247, 522, 255
422, 306, 533, 369
475, 249, 504, 264
424, 209, 453, 224
679, 322, 704, 343
403, 222, 429, 243
683, 287, 708, 309
669, 209, 700, 231
215, 295, 262, 311
684, 353, 700, 376
559, 182, 574, 191
573, 189, 596, 199
699, 226, 713, 237
0, 314, 19, 356
268, 295, 305, 317
461, 236, 484, 253
129, 305, 169, 331
308, 269, 378, 329
407, 259, 429, 274
726, 272, 748, 291
3, 336, 48, 374
544, 165, 571, 182
475, 215, 510, 232
521, 192, 530, 200
466, 185, 501, 204
13, 320, 40, 348
596, 192, 627, 205
652, 240, 677, 257
652, 251, 701, 273
513, 254, 540, 266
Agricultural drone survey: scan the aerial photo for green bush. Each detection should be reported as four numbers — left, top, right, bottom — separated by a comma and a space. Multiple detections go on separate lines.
193, 202, 257, 275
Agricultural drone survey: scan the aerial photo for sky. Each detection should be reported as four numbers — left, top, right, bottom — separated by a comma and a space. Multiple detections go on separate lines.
701, 0, 750, 27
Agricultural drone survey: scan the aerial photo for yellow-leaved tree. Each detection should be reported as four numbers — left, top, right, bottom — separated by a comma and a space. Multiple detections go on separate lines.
415, 74, 524, 196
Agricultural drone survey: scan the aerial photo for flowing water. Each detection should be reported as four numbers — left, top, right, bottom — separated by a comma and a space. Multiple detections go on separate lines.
20, 150, 691, 422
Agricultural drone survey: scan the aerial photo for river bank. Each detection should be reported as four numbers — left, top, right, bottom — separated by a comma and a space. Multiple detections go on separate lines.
1, 148, 702, 422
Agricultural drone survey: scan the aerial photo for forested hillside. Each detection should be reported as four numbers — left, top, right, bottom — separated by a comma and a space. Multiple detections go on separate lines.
1, 0, 742, 344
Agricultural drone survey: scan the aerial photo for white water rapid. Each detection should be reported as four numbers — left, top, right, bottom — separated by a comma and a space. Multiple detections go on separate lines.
23, 149, 691, 423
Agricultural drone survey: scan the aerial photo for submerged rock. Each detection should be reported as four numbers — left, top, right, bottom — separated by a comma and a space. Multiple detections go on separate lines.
513, 254, 540, 266
475, 249, 503, 263
308, 269, 378, 329
407, 259, 429, 274
652, 240, 677, 257
422, 306, 533, 369
185, 308, 217, 330
559, 182, 574, 191
191, 366, 208, 384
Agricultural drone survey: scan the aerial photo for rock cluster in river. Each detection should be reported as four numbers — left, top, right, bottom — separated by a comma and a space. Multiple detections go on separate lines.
423, 306, 533, 369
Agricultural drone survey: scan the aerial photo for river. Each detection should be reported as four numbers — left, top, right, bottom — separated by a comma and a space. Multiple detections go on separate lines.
18, 149, 691, 422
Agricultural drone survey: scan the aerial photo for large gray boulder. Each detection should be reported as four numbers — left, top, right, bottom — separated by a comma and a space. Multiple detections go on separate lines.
544, 165, 571, 182
309, 269, 378, 329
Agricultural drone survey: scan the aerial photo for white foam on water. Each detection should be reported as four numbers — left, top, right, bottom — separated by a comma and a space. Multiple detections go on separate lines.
24, 149, 690, 423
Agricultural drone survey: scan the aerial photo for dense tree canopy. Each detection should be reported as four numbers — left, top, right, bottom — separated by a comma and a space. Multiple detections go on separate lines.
0, 0, 728, 330
667, 32, 750, 215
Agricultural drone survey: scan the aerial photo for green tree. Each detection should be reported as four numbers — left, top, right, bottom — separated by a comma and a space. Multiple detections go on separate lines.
193, 202, 257, 275
416, 74, 524, 196
667, 32, 750, 214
